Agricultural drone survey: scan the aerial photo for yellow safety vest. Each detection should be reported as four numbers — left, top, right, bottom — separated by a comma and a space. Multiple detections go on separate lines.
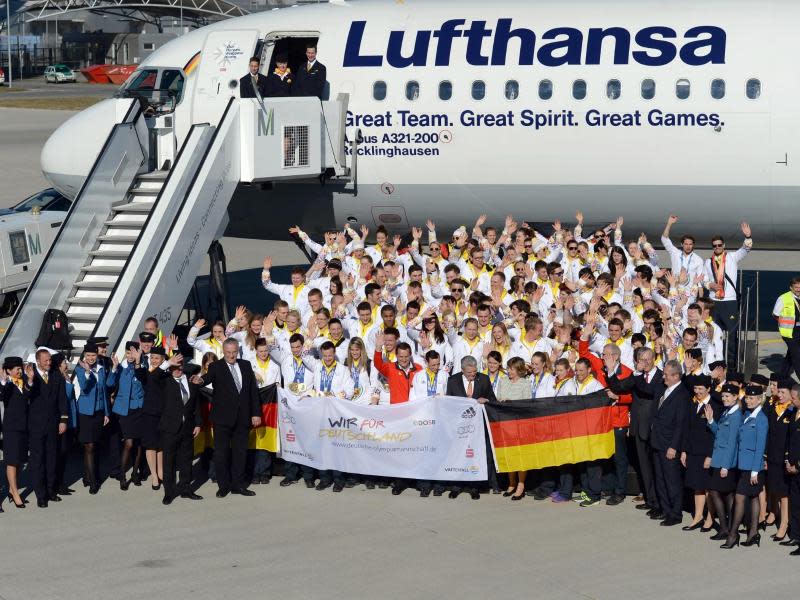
777, 291, 800, 338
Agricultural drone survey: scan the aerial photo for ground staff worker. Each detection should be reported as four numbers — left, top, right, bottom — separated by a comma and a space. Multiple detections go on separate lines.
773, 276, 800, 381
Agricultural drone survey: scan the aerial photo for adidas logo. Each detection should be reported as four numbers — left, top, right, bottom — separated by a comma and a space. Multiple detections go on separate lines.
461, 407, 476, 419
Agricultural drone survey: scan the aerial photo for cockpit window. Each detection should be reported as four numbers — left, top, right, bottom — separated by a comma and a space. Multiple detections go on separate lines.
119, 68, 185, 113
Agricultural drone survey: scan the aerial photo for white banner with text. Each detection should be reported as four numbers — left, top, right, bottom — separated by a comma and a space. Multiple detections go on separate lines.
277, 392, 487, 481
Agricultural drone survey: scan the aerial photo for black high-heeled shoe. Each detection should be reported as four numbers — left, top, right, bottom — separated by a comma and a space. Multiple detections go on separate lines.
511, 492, 525, 501
720, 535, 740, 549
742, 533, 761, 547
710, 531, 728, 541
120, 478, 130, 491
7, 494, 25, 509
502, 489, 515, 497
759, 521, 768, 531
152, 482, 161, 491
771, 533, 787, 542
682, 521, 703, 531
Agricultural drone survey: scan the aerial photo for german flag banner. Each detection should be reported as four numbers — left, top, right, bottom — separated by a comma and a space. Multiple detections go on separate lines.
484, 392, 615, 472
248, 383, 279, 453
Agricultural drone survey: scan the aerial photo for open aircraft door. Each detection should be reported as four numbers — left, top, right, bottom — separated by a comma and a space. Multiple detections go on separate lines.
192, 30, 260, 126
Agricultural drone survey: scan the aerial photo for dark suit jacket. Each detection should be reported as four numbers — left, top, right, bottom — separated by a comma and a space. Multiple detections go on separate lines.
682, 397, 722, 456
28, 369, 68, 432
650, 383, 689, 452
293, 61, 326, 99
264, 71, 292, 97
239, 73, 268, 99
1, 380, 30, 433
142, 367, 167, 417
158, 377, 202, 435
445, 372, 497, 403
608, 368, 665, 441
201, 360, 260, 428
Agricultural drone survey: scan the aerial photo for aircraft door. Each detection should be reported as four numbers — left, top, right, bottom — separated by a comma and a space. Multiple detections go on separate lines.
192, 30, 260, 126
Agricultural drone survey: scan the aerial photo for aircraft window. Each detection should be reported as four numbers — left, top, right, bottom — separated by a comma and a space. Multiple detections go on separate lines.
439, 81, 453, 101
373, 80, 387, 101
538, 80, 553, 100
676, 79, 690, 100
471, 80, 485, 101
572, 80, 586, 100
125, 69, 158, 91
607, 79, 621, 100
405, 80, 419, 101
160, 69, 184, 103
8, 231, 29, 265
711, 79, 725, 100
44, 197, 71, 212
505, 80, 519, 100
641, 79, 656, 100
746, 78, 761, 99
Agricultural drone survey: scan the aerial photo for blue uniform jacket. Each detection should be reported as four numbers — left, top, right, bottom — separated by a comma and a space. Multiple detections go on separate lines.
112, 361, 145, 416
74, 364, 110, 417
737, 407, 769, 474
708, 407, 743, 469
65, 381, 77, 428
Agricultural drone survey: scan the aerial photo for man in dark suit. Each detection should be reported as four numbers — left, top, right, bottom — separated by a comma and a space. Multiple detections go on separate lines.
239, 56, 268, 99
445, 356, 497, 500
649, 359, 688, 526
27, 348, 69, 507
607, 347, 665, 514
195, 338, 261, 497
159, 359, 203, 505
293, 42, 327, 99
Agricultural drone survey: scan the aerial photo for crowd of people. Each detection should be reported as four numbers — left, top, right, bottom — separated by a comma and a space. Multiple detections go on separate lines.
2, 211, 800, 554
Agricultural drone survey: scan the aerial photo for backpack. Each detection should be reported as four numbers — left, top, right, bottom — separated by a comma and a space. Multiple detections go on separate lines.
35, 309, 73, 352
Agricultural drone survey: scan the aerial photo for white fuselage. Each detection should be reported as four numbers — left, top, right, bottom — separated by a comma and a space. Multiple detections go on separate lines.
42, 0, 800, 247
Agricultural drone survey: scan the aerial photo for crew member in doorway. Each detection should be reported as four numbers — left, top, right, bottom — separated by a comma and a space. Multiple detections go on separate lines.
239, 56, 268, 99
293, 43, 326, 99
264, 54, 292, 97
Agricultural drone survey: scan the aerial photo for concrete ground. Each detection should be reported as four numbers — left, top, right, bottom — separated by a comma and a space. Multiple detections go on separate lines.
1, 96, 800, 600
1, 76, 118, 100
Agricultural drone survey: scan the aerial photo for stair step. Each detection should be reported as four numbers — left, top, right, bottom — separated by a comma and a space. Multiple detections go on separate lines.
129, 188, 158, 197
66, 296, 108, 307
97, 234, 139, 243
112, 202, 153, 213
88, 250, 130, 259
103, 219, 145, 229
75, 280, 117, 290
136, 171, 169, 181
81, 264, 124, 274
65, 312, 99, 322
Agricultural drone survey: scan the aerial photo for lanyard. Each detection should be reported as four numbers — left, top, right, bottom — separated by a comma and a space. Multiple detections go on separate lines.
320, 364, 336, 392
426, 370, 438, 396
350, 363, 361, 385
531, 373, 542, 397
292, 357, 305, 383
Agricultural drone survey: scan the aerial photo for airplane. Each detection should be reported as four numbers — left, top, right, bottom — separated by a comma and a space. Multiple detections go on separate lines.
40, 0, 799, 251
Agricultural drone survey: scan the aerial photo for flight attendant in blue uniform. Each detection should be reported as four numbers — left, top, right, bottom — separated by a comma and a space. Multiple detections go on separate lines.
705, 384, 743, 541
722, 384, 769, 549
74, 343, 111, 494
112, 341, 147, 490
1, 356, 32, 509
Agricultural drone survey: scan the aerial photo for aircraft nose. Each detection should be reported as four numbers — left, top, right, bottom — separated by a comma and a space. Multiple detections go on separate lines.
41, 98, 127, 198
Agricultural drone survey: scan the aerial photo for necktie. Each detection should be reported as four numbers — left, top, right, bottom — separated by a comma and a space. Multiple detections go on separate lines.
644, 371, 650, 384
230, 364, 242, 393
42, 372, 48, 384
180, 379, 189, 405
307, 62, 312, 72
466, 380, 474, 398
658, 393, 666, 409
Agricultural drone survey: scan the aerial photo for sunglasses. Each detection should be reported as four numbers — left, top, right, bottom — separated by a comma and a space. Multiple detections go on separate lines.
712, 243, 724, 248
451, 288, 464, 292
567, 246, 578, 250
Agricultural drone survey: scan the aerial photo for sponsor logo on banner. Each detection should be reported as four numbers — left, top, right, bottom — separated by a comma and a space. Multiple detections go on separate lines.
413, 419, 436, 427
461, 407, 476, 419
458, 424, 475, 436
466, 446, 474, 458
286, 431, 296, 442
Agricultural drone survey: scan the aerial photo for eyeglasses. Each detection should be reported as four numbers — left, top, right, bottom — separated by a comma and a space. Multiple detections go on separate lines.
712, 243, 724, 248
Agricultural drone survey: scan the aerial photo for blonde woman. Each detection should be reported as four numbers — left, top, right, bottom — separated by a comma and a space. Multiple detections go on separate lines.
344, 337, 372, 406
496, 357, 531, 500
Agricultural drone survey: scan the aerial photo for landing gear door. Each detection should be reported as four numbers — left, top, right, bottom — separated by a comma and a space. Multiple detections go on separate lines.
192, 30, 260, 125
